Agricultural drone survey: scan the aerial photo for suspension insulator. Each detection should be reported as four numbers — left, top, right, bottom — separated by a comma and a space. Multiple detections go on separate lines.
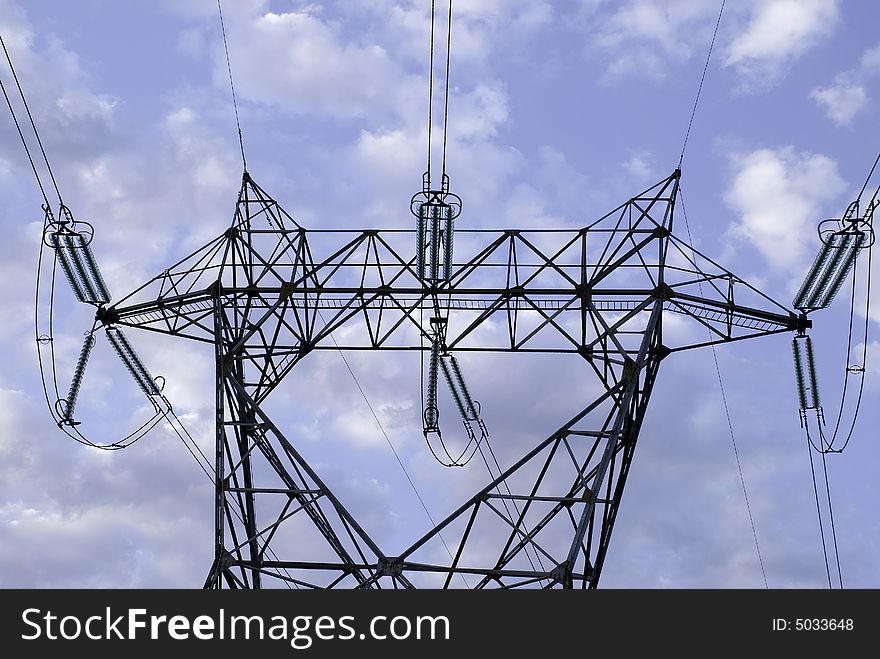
792, 337, 808, 410
424, 337, 441, 429
804, 335, 821, 409
440, 355, 469, 420
818, 232, 866, 308
793, 335, 822, 410
447, 354, 478, 420
71, 234, 111, 303
803, 233, 854, 309
411, 189, 461, 285
106, 327, 161, 397
429, 205, 441, 282
51, 232, 111, 304
443, 206, 454, 281
416, 206, 426, 280
793, 239, 834, 309
65, 333, 96, 419
62, 233, 101, 303
50, 233, 88, 302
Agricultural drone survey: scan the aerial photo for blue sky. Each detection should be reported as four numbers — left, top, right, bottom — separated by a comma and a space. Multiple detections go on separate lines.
0, 0, 878, 588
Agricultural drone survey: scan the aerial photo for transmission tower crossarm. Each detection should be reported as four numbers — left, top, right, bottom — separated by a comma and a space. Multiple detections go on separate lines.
106, 282, 800, 359
661, 285, 805, 351
668, 288, 797, 326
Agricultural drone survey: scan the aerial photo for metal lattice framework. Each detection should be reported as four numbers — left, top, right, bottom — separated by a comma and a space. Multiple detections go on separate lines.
96, 169, 804, 588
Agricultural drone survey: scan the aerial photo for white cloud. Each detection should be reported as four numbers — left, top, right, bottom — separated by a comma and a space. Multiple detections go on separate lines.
589, 0, 717, 79
810, 42, 880, 126
861, 44, 880, 74
585, 0, 838, 85
448, 83, 508, 142
0, 11, 120, 167
621, 152, 657, 183
867, 250, 880, 327
865, 342, 880, 388
222, 8, 404, 118
211, 1, 551, 123
725, 0, 839, 86
724, 147, 845, 274
810, 76, 868, 126
0, 383, 213, 586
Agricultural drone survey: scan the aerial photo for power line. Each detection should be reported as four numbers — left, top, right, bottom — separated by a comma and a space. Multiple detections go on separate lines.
856, 151, 880, 203
318, 314, 468, 586
477, 435, 546, 575
678, 0, 725, 168
217, 0, 247, 172
819, 449, 843, 587
794, 156, 880, 587
6, 25, 187, 453
0, 34, 55, 207
821, 233, 872, 452
424, 1, 455, 187
680, 189, 769, 588
440, 0, 453, 181
165, 404, 214, 482
805, 427, 833, 588
0, 32, 64, 205
822, 165, 877, 452
710, 338, 769, 588
425, 0, 436, 185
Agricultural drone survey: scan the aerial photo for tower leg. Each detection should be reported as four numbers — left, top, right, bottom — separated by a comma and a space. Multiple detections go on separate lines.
205, 302, 387, 589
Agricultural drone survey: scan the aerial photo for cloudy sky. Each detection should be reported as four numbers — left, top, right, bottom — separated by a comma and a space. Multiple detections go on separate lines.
0, 0, 878, 588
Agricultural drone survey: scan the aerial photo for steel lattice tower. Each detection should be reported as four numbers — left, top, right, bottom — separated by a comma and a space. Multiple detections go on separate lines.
97, 168, 804, 589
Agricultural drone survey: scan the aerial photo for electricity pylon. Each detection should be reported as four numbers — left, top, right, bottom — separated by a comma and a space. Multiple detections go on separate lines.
101, 168, 804, 588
